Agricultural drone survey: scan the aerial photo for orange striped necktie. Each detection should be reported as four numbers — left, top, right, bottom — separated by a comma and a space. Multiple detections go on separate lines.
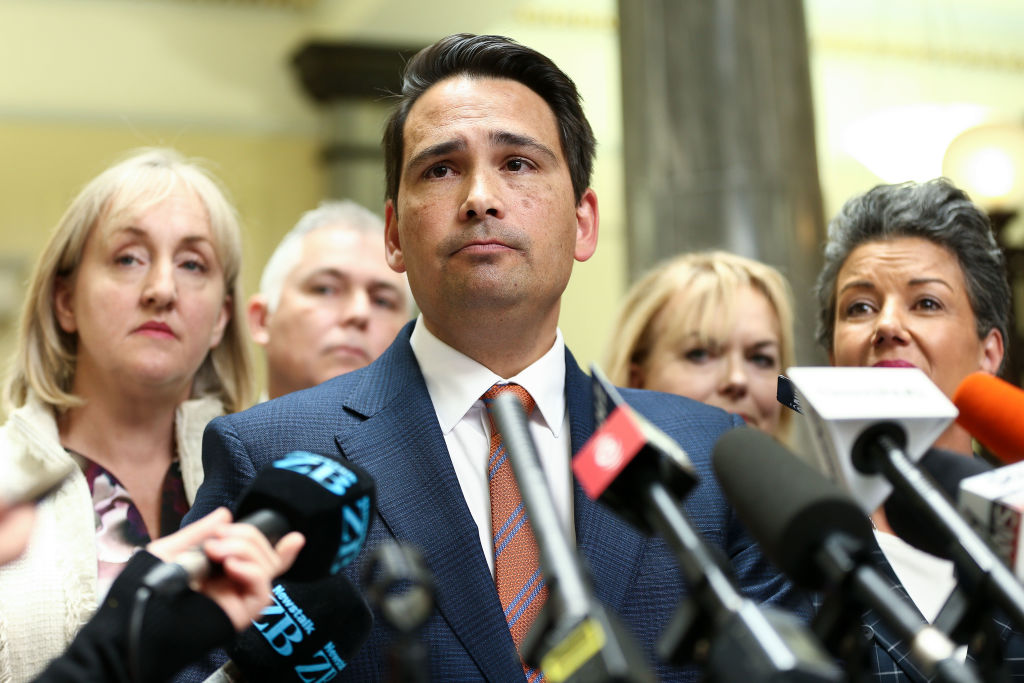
482, 383, 548, 683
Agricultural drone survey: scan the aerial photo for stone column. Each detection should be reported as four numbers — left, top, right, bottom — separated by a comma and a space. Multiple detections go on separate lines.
618, 0, 825, 363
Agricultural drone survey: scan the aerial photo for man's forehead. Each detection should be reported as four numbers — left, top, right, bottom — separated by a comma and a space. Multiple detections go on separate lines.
401, 75, 560, 153
290, 227, 389, 275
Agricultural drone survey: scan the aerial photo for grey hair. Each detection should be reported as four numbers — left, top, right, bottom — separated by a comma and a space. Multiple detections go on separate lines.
258, 200, 387, 312
814, 178, 1010, 371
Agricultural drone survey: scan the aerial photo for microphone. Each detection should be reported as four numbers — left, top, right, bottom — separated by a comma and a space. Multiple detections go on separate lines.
953, 372, 1024, 463
958, 459, 1024, 579
789, 366, 1024, 633
786, 366, 958, 514
713, 427, 981, 683
489, 390, 656, 683
204, 573, 373, 682
145, 452, 375, 591
883, 448, 993, 559
572, 366, 843, 682
364, 542, 436, 683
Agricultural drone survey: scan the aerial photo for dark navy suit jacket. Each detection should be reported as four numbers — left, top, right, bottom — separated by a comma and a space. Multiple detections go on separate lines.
177, 323, 809, 682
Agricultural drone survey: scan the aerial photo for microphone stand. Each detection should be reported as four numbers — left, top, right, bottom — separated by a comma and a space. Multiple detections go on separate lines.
855, 423, 1024, 679
492, 393, 655, 683
365, 542, 435, 683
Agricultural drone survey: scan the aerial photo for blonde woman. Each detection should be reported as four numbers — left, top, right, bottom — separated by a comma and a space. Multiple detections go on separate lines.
604, 251, 795, 440
0, 148, 253, 680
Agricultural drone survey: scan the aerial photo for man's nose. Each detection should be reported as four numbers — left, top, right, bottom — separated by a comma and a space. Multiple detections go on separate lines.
340, 289, 371, 329
459, 169, 505, 221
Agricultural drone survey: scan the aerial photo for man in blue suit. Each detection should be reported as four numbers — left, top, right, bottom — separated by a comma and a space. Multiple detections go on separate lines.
181, 33, 808, 681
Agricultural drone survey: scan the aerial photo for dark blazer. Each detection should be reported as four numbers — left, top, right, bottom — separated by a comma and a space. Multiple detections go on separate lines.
178, 322, 809, 682
843, 544, 1024, 682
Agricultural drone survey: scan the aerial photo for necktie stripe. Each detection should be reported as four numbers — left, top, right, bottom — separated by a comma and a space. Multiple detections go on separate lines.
492, 501, 524, 547
503, 567, 543, 618
505, 570, 545, 626
494, 509, 528, 559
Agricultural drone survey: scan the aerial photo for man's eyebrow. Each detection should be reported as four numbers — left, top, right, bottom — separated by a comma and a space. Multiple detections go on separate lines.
490, 131, 558, 162
405, 140, 465, 176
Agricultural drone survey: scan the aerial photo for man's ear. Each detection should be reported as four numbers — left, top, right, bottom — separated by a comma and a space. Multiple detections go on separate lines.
247, 294, 271, 347
573, 188, 599, 262
54, 276, 77, 333
385, 199, 406, 273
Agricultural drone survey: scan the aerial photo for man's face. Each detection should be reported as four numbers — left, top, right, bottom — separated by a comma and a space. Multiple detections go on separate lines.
384, 75, 597, 341
250, 226, 409, 398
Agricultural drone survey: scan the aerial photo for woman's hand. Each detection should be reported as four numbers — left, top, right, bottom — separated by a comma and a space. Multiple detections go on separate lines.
147, 507, 305, 630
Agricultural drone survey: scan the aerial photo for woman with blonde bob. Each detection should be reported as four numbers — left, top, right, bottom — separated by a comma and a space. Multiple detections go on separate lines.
604, 251, 795, 440
0, 148, 253, 680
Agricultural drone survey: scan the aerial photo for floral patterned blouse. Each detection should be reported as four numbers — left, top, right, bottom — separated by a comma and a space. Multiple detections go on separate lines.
73, 453, 189, 600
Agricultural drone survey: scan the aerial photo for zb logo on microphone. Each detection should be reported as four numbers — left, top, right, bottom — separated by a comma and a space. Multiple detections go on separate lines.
274, 452, 373, 573
254, 584, 348, 682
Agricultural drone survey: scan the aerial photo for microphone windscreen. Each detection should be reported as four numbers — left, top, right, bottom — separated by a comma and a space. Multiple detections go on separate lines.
235, 452, 375, 580
712, 426, 873, 589
229, 573, 373, 682
953, 372, 1024, 463
883, 448, 992, 559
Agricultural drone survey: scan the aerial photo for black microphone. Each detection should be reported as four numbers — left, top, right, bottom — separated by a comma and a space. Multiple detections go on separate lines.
883, 448, 993, 559
573, 367, 842, 682
489, 391, 655, 683
850, 422, 1024, 632
144, 451, 376, 591
204, 573, 373, 682
713, 427, 981, 683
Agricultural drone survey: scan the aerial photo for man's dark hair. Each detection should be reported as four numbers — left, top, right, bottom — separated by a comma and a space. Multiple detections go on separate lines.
383, 33, 595, 206
814, 178, 1011, 372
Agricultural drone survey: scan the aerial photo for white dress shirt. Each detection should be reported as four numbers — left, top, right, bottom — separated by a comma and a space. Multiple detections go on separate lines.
409, 315, 574, 577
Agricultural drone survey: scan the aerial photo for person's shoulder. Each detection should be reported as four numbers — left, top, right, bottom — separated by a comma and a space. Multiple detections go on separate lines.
618, 386, 734, 421
616, 387, 741, 448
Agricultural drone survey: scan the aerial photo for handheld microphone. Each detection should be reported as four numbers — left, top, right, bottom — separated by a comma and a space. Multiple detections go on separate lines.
490, 390, 655, 683
144, 452, 375, 591
204, 573, 373, 682
713, 427, 981, 683
573, 367, 843, 682
953, 372, 1024, 463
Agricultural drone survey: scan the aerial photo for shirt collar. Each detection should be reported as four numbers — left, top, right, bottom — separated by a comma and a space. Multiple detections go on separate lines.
409, 314, 566, 436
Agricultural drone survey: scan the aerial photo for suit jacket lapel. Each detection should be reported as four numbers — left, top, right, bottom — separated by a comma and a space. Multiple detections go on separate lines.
564, 351, 647, 613
333, 325, 521, 681
863, 544, 931, 683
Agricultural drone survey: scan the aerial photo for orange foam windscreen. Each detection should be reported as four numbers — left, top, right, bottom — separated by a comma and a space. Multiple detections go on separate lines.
953, 372, 1024, 464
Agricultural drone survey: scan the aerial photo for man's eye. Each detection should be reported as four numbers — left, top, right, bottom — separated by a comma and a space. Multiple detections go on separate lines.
426, 165, 452, 179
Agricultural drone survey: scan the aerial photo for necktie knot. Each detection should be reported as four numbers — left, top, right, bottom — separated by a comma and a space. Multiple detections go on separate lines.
482, 383, 536, 419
